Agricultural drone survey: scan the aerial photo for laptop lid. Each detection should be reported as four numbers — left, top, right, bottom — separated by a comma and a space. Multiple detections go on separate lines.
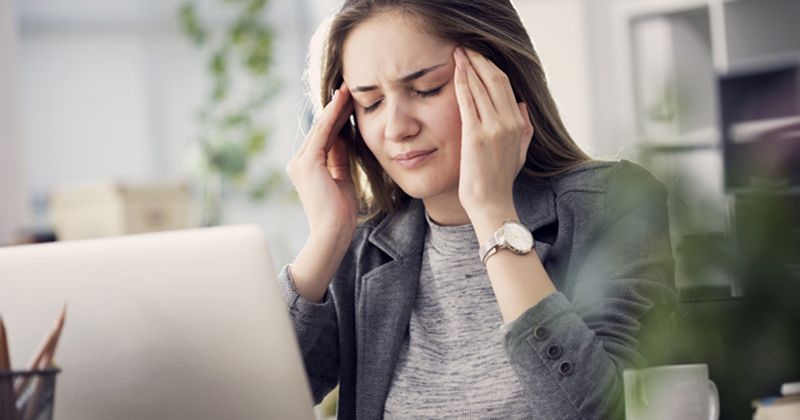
0, 225, 315, 420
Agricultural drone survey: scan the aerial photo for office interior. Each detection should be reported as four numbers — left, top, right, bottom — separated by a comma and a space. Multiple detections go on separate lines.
1, 0, 799, 419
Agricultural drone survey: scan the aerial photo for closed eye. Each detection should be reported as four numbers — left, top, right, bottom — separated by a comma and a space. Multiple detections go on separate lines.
413, 85, 444, 98
363, 100, 382, 114
361, 84, 446, 114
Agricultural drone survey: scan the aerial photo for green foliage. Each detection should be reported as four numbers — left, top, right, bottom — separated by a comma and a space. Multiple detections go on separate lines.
178, 0, 291, 225
179, 3, 207, 45
640, 185, 800, 420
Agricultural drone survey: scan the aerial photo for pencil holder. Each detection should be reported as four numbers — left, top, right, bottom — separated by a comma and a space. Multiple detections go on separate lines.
0, 368, 60, 420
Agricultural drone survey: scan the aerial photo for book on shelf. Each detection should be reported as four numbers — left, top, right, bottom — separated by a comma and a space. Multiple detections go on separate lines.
752, 381, 800, 420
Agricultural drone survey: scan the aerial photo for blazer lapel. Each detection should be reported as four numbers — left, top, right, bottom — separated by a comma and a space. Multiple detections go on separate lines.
356, 200, 426, 419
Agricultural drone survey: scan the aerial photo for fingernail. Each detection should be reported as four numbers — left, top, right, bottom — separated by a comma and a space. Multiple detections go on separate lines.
455, 47, 466, 58
332, 89, 340, 100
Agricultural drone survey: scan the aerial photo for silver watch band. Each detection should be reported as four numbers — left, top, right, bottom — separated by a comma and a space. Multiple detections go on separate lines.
479, 226, 502, 265
479, 225, 505, 265
481, 245, 499, 264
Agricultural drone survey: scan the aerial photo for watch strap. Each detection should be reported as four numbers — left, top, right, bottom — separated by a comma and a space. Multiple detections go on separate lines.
479, 225, 502, 264
481, 244, 499, 264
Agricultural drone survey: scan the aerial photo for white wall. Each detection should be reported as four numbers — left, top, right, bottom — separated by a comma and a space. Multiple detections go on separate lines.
12, 0, 325, 264
0, 0, 28, 244
515, 0, 596, 155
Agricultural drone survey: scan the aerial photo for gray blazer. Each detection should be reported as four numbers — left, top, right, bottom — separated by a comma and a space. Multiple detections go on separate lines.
279, 160, 677, 419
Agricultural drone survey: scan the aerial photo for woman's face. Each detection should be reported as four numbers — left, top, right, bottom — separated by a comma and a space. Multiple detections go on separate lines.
342, 13, 462, 202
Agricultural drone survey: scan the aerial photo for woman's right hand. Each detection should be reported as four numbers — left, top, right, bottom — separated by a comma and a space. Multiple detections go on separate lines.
286, 82, 358, 302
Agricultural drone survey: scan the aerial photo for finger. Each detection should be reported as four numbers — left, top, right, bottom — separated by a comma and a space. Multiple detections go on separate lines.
296, 121, 317, 157
310, 82, 352, 151
325, 99, 355, 153
453, 49, 479, 128
327, 137, 351, 181
464, 48, 517, 116
518, 102, 533, 169
297, 88, 338, 157
464, 59, 496, 122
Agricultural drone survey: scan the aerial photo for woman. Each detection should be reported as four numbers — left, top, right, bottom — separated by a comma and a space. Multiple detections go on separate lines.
282, 0, 676, 418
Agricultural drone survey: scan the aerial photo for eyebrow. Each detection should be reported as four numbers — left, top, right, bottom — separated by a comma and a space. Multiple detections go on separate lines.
351, 63, 447, 93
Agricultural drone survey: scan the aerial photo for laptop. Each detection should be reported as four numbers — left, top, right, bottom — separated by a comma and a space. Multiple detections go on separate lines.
0, 225, 316, 420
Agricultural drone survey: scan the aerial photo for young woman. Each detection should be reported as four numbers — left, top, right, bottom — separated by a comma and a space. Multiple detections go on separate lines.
282, 1, 676, 418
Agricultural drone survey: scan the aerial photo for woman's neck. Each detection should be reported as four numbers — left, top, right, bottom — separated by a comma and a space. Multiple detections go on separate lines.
422, 190, 471, 226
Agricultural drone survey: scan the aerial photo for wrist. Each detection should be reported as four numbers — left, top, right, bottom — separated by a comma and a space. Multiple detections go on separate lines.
309, 219, 356, 241
291, 229, 354, 303
468, 202, 519, 240
304, 230, 353, 271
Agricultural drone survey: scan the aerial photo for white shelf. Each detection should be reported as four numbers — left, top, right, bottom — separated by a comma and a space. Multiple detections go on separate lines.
723, 52, 800, 77
640, 126, 721, 148
731, 116, 800, 144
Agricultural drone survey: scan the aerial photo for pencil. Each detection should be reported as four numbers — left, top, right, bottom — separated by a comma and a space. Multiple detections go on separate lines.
1, 315, 21, 420
25, 304, 66, 371
13, 304, 66, 399
0, 315, 11, 370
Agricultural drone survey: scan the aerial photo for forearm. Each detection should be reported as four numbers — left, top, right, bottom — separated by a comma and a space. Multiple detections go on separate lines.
290, 231, 352, 303
471, 202, 556, 323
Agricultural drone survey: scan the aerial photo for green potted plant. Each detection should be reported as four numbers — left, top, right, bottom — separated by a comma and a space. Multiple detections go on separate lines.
179, 0, 289, 226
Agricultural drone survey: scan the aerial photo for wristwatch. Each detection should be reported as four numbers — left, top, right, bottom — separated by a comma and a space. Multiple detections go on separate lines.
479, 220, 534, 264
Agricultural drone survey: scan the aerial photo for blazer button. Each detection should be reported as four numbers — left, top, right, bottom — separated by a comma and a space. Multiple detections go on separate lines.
559, 361, 574, 377
533, 326, 549, 341
546, 344, 563, 360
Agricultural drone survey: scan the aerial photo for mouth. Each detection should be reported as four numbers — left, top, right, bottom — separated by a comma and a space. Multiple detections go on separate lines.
392, 149, 437, 169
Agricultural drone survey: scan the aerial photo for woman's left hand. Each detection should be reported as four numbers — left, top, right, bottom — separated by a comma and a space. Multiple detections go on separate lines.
453, 47, 533, 224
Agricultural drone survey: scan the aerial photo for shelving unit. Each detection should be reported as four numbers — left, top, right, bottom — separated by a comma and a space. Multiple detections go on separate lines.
622, 0, 800, 291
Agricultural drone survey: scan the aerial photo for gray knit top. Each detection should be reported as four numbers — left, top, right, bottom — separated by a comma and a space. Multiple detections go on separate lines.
383, 213, 534, 418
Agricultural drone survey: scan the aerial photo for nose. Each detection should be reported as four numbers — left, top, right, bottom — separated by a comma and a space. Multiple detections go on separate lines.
384, 98, 420, 143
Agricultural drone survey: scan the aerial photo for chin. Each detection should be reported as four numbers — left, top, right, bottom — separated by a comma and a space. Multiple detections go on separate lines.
385, 164, 459, 201
393, 181, 430, 199
396, 180, 454, 201
400, 189, 430, 200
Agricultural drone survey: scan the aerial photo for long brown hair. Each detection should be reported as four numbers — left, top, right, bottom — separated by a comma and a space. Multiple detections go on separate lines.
312, 0, 591, 221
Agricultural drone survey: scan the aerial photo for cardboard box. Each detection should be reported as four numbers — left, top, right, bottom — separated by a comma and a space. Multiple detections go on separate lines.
50, 181, 191, 240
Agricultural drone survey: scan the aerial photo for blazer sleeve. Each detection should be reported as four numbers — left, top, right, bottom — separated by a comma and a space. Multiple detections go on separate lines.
278, 265, 340, 403
501, 163, 678, 419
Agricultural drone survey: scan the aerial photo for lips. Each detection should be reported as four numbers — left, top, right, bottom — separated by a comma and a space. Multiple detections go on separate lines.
392, 149, 436, 169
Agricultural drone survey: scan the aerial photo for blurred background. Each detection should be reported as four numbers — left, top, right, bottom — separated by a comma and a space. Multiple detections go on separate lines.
1, 0, 799, 418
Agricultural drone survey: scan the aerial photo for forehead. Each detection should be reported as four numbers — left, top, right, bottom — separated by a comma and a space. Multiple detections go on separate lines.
342, 13, 453, 85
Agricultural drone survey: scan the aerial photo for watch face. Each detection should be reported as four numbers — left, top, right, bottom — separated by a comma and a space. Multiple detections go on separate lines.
502, 222, 533, 253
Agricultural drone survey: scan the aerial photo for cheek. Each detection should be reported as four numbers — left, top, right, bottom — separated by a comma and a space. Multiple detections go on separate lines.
355, 117, 387, 161
432, 90, 463, 147
448, 99, 462, 140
